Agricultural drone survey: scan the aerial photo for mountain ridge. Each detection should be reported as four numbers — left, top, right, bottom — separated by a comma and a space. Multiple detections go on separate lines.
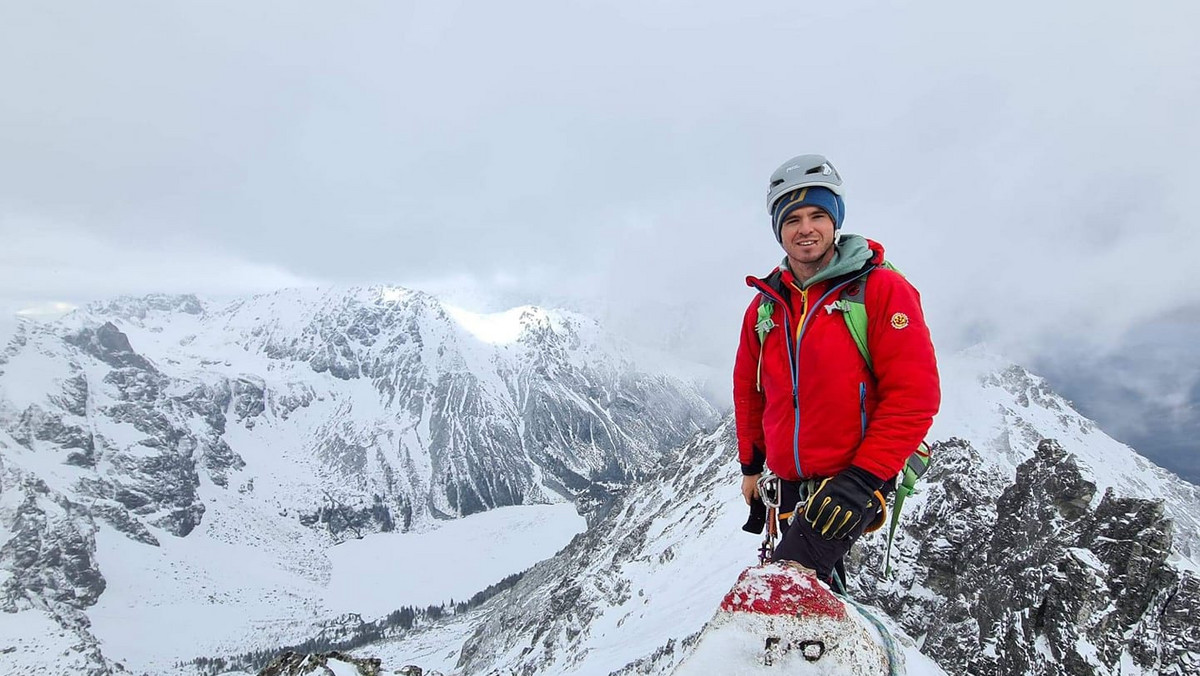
0, 286, 719, 674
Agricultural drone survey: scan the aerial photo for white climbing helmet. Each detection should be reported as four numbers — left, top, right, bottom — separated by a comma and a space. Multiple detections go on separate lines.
766, 154, 845, 215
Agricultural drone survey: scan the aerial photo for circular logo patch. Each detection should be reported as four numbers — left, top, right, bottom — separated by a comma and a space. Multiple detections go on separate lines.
890, 313, 910, 330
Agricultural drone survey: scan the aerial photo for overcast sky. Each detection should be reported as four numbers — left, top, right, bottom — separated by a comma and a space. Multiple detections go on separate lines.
3, 0, 1199, 381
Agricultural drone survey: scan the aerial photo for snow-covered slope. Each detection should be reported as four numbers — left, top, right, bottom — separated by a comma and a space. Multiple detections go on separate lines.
0, 287, 719, 674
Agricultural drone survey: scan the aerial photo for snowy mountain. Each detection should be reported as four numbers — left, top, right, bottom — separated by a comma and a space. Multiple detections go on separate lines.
1, 287, 1198, 675
0, 287, 719, 675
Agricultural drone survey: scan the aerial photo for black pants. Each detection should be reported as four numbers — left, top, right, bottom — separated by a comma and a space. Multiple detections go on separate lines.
771, 479, 884, 585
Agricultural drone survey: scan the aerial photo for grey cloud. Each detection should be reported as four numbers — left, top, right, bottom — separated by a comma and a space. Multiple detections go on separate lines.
2, 0, 1200, 373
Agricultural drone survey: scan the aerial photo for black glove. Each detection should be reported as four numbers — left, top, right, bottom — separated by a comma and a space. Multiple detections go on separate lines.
742, 494, 766, 534
803, 466, 886, 540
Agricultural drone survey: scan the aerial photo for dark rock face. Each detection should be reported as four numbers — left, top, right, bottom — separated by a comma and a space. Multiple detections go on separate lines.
854, 438, 1200, 675
91, 503, 160, 546
231, 376, 267, 426
0, 477, 105, 611
56, 323, 244, 537
257, 651, 384, 676
299, 494, 396, 536
13, 403, 97, 467
65, 322, 156, 371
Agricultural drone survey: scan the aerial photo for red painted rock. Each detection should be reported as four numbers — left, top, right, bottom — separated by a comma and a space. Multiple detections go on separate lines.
719, 564, 847, 620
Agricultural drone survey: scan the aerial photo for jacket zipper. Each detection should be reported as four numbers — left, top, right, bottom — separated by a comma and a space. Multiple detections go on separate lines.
790, 267, 874, 478
859, 382, 867, 439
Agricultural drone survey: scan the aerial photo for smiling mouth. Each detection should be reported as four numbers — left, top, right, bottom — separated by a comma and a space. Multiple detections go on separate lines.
795, 240, 819, 247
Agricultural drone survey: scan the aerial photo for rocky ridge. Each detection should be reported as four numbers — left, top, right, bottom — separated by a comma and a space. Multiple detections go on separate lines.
852, 438, 1199, 675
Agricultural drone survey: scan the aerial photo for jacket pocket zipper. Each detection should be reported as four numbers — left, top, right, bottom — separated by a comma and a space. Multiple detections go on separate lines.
859, 382, 867, 439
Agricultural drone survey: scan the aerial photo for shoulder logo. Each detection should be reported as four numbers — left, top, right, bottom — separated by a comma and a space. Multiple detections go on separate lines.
890, 312, 910, 330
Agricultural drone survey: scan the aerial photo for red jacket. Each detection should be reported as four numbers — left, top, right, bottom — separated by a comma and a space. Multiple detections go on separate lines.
733, 239, 940, 481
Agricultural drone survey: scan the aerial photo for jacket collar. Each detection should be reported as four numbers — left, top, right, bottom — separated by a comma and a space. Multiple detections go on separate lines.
747, 235, 885, 296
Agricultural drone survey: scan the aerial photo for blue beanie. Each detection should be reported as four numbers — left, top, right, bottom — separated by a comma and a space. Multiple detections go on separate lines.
771, 186, 845, 242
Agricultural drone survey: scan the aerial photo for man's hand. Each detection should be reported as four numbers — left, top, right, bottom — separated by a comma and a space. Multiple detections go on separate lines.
803, 467, 885, 539
742, 474, 761, 505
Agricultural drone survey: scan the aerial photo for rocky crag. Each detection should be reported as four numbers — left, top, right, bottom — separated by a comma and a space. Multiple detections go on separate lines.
854, 438, 1200, 675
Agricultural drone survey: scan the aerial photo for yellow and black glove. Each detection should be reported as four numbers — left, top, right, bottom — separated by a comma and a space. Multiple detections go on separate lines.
804, 466, 886, 540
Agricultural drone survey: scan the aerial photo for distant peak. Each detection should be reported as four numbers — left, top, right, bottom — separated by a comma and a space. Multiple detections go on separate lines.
84, 293, 206, 320
444, 304, 553, 345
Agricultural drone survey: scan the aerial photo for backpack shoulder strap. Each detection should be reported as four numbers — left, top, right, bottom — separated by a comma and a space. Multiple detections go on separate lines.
753, 297, 776, 392
838, 271, 873, 372
838, 261, 901, 374
755, 297, 776, 343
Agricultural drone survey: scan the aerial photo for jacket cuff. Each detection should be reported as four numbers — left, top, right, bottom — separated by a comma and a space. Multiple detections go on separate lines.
844, 464, 888, 490
740, 446, 766, 476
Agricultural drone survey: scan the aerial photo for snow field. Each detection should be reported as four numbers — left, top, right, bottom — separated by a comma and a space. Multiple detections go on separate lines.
324, 503, 585, 616
0, 607, 105, 675
85, 504, 583, 674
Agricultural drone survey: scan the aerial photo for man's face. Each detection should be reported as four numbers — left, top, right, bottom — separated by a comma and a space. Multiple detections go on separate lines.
779, 206, 837, 267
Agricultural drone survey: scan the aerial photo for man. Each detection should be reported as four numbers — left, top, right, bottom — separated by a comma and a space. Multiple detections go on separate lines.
733, 154, 940, 584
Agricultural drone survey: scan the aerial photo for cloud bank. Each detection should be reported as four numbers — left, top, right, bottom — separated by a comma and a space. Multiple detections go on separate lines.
2, 0, 1198, 371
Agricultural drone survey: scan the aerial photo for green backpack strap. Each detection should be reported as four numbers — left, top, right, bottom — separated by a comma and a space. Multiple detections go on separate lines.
754, 298, 776, 392
883, 441, 930, 576
838, 277, 873, 372
837, 260, 901, 370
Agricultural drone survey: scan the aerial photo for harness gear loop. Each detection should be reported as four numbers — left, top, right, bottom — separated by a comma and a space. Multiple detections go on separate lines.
757, 471, 781, 510
756, 471, 781, 563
